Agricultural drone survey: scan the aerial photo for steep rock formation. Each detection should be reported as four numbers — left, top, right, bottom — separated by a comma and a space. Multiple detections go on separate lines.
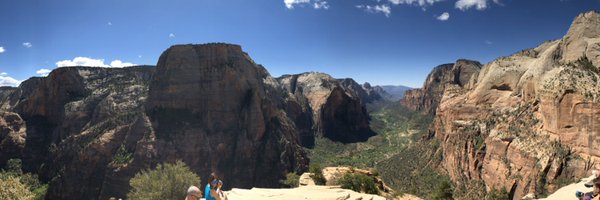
337, 79, 382, 103
2, 67, 154, 199
140, 43, 308, 195
401, 59, 482, 115
0, 111, 26, 168
431, 11, 600, 199
0, 44, 313, 199
278, 73, 375, 146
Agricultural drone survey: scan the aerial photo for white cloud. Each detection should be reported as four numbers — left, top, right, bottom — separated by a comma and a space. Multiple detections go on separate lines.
436, 12, 450, 21
169, 33, 175, 38
313, 0, 329, 9
0, 47, 5, 53
284, 0, 310, 9
455, 0, 500, 10
23, 42, 32, 48
56, 57, 136, 68
357, 4, 391, 17
110, 60, 136, 68
0, 73, 20, 87
389, 0, 443, 7
36, 69, 51, 77
285, 0, 328, 9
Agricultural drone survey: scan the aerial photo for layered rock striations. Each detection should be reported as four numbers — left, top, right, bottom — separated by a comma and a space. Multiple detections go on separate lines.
141, 44, 308, 194
277, 72, 375, 146
400, 59, 482, 115
0, 43, 379, 199
427, 11, 600, 199
0, 111, 26, 168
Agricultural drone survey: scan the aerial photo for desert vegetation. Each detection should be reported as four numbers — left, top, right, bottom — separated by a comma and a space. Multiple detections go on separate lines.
127, 160, 200, 200
0, 159, 47, 200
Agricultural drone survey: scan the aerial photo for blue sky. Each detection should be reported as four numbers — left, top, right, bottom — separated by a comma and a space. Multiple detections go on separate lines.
0, 0, 598, 88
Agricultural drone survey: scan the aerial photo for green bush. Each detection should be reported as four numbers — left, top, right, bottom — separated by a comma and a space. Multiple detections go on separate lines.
111, 144, 133, 166
5, 159, 23, 175
127, 160, 200, 200
309, 163, 326, 185
0, 159, 47, 200
282, 172, 300, 187
486, 187, 509, 200
338, 173, 379, 194
431, 180, 453, 200
32, 184, 47, 200
0, 176, 35, 200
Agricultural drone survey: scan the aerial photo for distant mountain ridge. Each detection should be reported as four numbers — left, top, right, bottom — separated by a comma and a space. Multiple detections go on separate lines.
378, 85, 412, 100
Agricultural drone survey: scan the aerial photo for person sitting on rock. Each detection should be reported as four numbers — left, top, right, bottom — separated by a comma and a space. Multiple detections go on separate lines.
578, 177, 600, 200
205, 173, 218, 200
185, 186, 202, 200
215, 180, 228, 200
591, 178, 600, 200
210, 179, 228, 200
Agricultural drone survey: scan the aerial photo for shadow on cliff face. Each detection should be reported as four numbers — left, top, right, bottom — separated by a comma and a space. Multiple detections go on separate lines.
321, 87, 376, 143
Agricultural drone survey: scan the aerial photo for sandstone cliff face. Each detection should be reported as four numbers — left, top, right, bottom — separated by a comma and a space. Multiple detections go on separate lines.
0, 44, 314, 199
401, 59, 482, 115
0, 111, 26, 168
431, 11, 600, 199
337, 79, 382, 103
141, 43, 308, 193
6, 67, 153, 199
278, 73, 375, 146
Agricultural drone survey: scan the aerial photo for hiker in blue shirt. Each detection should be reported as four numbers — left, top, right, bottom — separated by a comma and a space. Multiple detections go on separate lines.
205, 173, 218, 200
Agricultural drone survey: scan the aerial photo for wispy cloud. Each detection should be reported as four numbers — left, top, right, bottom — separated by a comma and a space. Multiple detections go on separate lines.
0, 72, 21, 87
456, 0, 501, 11
22, 42, 32, 48
436, 12, 450, 21
389, 0, 443, 8
0, 47, 5, 53
56, 57, 136, 68
36, 69, 51, 77
107, 22, 112, 26
284, 0, 329, 9
485, 40, 493, 45
169, 33, 176, 38
357, 4, 392, 17
313, 0, 329, 9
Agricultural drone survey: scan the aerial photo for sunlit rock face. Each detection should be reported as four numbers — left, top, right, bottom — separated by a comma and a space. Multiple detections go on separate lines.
143, 43, 308, 194
400, 59, 482, 115
0, 43, 315, 199
278, 72, 375, 147
430, 11, 600, 199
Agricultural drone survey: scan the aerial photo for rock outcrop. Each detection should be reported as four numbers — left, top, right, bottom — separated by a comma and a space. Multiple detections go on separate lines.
278, 73, 375, 146
400, 59, 482, 115
337, 79, 383, 103
428, 11, 600, 199
0, 111, 26, 168
225, 185, 402, 200
0, 44, 322, 199
6, 66, 154, 199
141, 43, 308, 194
